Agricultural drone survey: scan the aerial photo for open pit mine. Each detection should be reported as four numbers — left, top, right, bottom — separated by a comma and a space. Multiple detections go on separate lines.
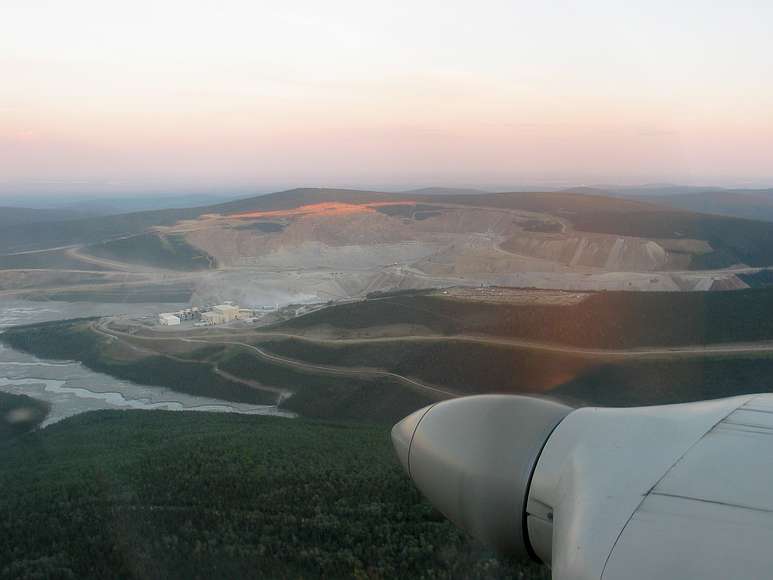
0, 190, 764, 309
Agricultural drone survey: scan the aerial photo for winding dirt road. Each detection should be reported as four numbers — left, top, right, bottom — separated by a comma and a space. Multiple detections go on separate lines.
119, 325, 773, 360
93, 320, 458, 400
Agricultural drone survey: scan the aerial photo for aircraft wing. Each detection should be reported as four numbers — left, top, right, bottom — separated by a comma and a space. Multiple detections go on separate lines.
598, 394, 773, 580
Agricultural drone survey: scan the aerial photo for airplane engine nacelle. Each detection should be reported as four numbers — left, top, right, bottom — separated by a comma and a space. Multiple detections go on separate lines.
393, 393, 773, 580
391, 395, 571, 558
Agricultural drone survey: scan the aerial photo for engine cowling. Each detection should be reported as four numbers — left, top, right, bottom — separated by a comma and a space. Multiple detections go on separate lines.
391, 395, 571, 558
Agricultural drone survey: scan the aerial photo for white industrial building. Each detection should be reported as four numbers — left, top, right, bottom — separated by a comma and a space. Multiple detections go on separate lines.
160, 302, 252, 327
200, 311, 224, 325
212, 304, 239, 322
199, 304, 241, 325
158, 313, 181, 326
175, 307, 199, 321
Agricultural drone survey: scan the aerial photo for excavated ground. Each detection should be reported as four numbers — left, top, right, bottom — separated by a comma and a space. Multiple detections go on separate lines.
167, 202, 748, 301
0, 201, 754, 302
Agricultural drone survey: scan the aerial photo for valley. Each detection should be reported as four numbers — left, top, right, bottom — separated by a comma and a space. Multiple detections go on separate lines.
5, 187, 773, 579
5, 187, 773, 429
7, 286, 773, 425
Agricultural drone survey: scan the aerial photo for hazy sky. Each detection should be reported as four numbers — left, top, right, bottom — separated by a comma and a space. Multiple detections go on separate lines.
2, 0, 773, 196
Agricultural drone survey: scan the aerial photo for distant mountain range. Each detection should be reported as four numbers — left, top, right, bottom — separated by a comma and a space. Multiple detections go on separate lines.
0, 206, 98, 228
400, 187, 490, 196
0, 192, 251, 217
561, 185, 773, 223
632, 190, 773, 222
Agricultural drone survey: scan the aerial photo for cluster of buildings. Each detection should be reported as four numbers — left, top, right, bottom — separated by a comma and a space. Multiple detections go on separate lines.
158, 302, 256, 327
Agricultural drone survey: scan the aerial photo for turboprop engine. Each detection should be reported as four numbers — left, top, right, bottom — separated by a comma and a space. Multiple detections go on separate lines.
392, 393, 773, 580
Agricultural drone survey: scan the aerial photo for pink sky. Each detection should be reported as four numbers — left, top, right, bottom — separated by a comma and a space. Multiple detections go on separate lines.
2, 0, 773, 195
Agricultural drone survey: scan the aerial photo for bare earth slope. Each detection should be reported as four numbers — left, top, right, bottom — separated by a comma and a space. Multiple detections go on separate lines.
3, 188, 773, 301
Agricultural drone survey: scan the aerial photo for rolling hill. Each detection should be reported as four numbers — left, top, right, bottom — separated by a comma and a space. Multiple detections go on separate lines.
0, 189, 389, 253
10, 287, 773, 424
578, 185, 773, 223
634, 190, 773, 223
4, 187, 773, 272
84, 232, 216, 271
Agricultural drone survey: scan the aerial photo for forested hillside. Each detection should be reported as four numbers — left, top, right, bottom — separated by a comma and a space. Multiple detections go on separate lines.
0, 411, 548, 579
276, 288, 773, 348
84, 232, 215, 271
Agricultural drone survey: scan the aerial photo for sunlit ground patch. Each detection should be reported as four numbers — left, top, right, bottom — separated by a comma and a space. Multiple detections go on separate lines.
230, 201, 416, 220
